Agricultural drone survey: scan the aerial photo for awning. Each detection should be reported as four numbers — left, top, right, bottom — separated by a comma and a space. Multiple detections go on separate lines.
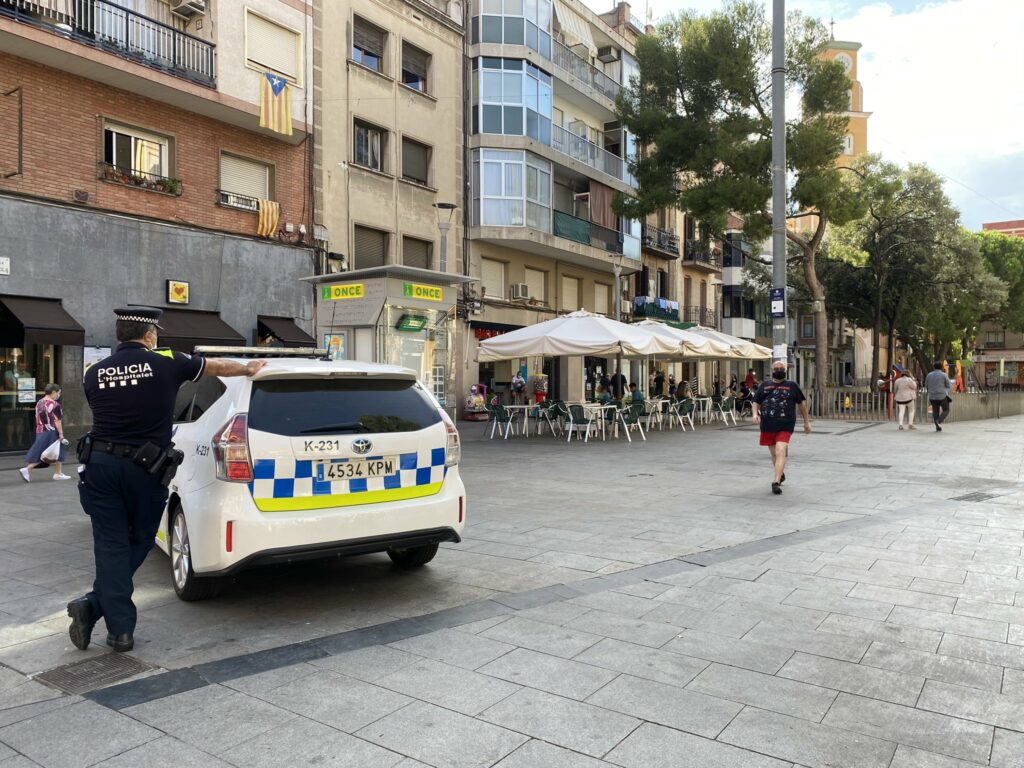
157, 308, 245, 353
553, 0, 596, 55
0, 294, 85, 347
257, 315, 316, 347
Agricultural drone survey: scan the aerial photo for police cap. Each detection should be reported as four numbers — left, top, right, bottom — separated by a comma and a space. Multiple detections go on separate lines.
114, 306, 164, 330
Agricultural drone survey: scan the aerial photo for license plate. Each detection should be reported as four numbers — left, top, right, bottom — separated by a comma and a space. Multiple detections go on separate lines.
316, 457, 396, 482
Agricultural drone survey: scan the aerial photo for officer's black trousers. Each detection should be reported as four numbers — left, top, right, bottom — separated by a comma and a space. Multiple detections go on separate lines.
78, 451, 168, 635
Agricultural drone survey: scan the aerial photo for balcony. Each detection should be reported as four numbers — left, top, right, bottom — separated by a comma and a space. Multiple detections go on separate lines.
98, 161, 182, 196
551, 39, 620, 103
641, 225, 679, 258
553, 210, 622, 254
682, 239, 721, 270
1, 0, 216, 87
681, 305, 717, 326
632, 297, 679, 322
550, 123, 623, 183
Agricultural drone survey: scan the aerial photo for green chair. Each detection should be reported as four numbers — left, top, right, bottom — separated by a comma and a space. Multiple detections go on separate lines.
566, 404, 596, 442
615, 402, 647, 442
674, 398, 696, 430
712, 396, 738, 426
489, 403, 517, 439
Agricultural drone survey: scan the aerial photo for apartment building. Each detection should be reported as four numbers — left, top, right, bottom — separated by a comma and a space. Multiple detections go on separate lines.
306, 0, 467, 408
0, 0, 316, 449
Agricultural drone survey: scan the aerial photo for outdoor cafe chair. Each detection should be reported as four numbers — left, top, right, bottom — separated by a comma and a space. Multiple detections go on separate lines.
666, 399, 689, 431
489, 403, 518, 439
712, 396, 739, 426
615, 402, 647, 443
566, 404, 596, 443
674, 398, 696, 430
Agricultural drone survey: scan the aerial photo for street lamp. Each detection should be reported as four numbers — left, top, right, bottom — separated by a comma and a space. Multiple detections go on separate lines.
432, 202, 457, 273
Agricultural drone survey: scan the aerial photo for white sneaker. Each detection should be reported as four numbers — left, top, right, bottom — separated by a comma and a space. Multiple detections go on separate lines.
53, 473, 72, 481
19, 467, 30, 483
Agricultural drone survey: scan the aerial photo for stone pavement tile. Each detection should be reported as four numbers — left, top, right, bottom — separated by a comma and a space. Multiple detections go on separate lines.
221, 662, 319, 695
718, 707, 896, 768
743, 622, 869, 662
687, 662, 836, 721
888, 745, 986, 768
782, 589, 893, 621
606, 722, 791, 768
479, 617, 601, 658
860, 642, 1002, 692
528, 551, 620, 573
924, 556, 1016, 578
308, 645, 420, 682
939, 632, 1024, 669
256, 669, 410, 733
652, 585, 733, 611
650, 569, 706, 588
964, 573, 1024, 593
662, 630, 794, 674
0, 695, 77, 729
721, 598, 831, 631
389, 627, 515, 670
478, 647, 616, 700
887, 605, 1007, 642
991, 728, 1024, 768
817, 613, 942, 653
822, 693, 992, 764
918, 679, 1024, 731
909, 578, 1016, 606
586, 673, 741, 738
871, 561, 968, 585
0, 756, 41, 767
566, 610, 682, 649
357, 700, 527, 768
481, 687, 639, 758
816, 565, 912, 589
839, 544, 928, 565
451, 615, 512, 635
574, 637, 708, 688
777, 651, 924, 706
220, 717, 404, 768
848, 583, 957, 612
691, 575, 796, 604
91, 736, 233, 768
492, 739, 615, 768
0, 679, 62, 712
1002, 667, 1024, 696
0, 699, 159, 768
514, 602, 592, 627
375, 658, 520, 715
567, 590, 659, 619
610, 580, 673, 599
0, 742, 13, 762
955, 598, 1024, 626
642, 602, 760, 638
756, 570, 856, 596
1010, 624, 1024, 645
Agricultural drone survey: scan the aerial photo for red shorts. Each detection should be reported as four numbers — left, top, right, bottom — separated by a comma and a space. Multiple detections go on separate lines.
760, 431, 793, 447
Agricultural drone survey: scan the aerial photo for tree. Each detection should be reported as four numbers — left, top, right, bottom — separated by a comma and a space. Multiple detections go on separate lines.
974, 230, 1024, 332
615, 0, 863, 389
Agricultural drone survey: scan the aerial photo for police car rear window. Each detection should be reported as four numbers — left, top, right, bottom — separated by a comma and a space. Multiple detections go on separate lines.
248, 379, 442, 435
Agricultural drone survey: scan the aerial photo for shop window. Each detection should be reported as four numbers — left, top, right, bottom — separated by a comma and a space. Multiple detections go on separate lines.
402, 236, 432, 270
524, 267, 546, 302
561, 275, 579, 311
481, 258, 506, 298
354, 225, 388, 268
354, 120, 387, 172
103, 122, 170, 181
401, 41, 430, 92
594, 283, 610, 315
401, 137, 431, 185
246, 10, 302, 83
353, 16, 386, 73
218, 153, 271, 210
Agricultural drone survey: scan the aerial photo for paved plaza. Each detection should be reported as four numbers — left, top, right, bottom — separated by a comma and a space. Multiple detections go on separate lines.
1, 415, 1024, 767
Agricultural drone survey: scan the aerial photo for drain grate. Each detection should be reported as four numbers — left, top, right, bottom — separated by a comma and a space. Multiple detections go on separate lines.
851, 463, 891, 469
35, 654, 153, 695
950, 492, 999, 503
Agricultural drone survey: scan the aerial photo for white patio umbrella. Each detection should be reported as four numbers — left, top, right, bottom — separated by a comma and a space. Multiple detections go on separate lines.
688, 326, 772, 359
477, 310, 682, 361
633, 320, 734, 359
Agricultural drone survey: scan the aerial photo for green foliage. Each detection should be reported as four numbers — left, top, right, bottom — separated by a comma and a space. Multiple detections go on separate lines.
974, 230, 1024, 331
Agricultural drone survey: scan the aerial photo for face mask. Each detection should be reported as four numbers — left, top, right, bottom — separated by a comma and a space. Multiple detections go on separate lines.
772, 370, 786, 381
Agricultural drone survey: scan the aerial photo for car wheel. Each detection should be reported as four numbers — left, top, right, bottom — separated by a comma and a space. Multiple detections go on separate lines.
170, 506, 223, 601
387, 543, 439, 568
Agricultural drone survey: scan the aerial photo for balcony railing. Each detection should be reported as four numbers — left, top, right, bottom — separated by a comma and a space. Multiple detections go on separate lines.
98, 162, 182, 195
683, 240, 721, 269
632, 298, 679, 322
552, 210, 623, 254
551, 39, 620, 102
641, 225, 680, 257
0, 0, 216, 87
550, 123, 623, 182
217, 190, 259, 211
682, 306, 718, 326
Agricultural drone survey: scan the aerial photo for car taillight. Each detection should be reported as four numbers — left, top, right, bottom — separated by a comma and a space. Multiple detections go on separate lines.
439, 409, 460, 467
213, 413, 252, 482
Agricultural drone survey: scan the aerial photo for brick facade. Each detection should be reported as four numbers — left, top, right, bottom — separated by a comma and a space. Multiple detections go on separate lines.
0, 53, 309, 240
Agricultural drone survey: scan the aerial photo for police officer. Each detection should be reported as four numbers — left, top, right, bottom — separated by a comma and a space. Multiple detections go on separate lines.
68, 307, 265, 652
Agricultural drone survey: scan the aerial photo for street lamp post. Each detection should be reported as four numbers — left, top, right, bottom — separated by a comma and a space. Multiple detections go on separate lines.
771, 0, 787, 364
433, 202, 457, 273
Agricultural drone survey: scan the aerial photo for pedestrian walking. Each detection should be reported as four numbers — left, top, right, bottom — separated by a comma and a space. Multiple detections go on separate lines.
610, 368, 627, 400
752, 361, 812, 495
924, 361, 953, 432
653, 369, 665, 397
20, 384, 70, 482
893, 372, 918, 430
744, 368, 758, 390
67, 307, 266, 653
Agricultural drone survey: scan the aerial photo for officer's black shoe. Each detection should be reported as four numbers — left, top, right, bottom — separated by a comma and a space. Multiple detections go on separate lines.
106, 633, 134, 653
67, 597, 96, 651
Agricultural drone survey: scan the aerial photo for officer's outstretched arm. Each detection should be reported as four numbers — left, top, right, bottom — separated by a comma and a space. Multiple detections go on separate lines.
203, 359, 267, 378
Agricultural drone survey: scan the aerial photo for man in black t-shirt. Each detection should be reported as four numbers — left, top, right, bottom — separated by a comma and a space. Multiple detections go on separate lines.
752, 360, 812, 495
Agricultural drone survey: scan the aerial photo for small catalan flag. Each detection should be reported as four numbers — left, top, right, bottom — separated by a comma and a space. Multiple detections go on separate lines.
257, 199, 280, 238
259, 72, 293, 136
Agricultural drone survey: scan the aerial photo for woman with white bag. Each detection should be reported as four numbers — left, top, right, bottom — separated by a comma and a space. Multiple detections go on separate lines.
20, 384, 70, 482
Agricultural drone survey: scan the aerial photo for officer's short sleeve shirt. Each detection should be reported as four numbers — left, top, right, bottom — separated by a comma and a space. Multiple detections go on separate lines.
84, 343, 205, 447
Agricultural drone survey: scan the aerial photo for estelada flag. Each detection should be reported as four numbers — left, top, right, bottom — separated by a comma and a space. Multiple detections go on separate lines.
259, 72, 293, 136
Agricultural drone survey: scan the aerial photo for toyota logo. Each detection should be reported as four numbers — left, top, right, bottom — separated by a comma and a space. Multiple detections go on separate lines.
352, 438, 372, 455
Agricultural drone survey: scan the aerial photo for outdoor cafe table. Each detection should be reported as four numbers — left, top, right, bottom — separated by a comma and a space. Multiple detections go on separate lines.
579, 402, 618, 440
502, 403, 534, 436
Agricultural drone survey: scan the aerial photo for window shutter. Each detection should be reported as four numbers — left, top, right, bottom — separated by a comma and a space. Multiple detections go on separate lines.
481, 258, 505, 297
561, 275, 578, 310
220, 154, 270, 198
402, 237, 432, 269
354, 226, 387, 268
402, 42, 429, 78
354, 18, 385, 56
402, 139, 429, 184
247, 13, 299, 80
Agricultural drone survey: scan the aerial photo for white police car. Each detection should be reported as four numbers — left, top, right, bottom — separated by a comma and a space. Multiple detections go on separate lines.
156, 347, 465, 600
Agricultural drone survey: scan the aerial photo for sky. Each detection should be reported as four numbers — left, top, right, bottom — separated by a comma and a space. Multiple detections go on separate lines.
580, 0, 1024, 231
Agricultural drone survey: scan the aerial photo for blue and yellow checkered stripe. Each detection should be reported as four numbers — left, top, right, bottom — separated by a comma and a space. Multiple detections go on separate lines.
248, 449, 447, 512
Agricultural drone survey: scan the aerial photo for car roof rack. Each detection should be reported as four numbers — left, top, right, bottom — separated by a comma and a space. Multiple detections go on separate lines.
194, 346, 331, 359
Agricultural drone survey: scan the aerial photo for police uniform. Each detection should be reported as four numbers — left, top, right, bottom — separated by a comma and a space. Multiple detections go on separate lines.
69, 307, 205, 652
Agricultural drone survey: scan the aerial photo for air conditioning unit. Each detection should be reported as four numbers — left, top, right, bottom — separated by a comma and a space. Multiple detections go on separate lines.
171, 0, 206, 19
510, 283, 530, 300
596, 45, 620, 63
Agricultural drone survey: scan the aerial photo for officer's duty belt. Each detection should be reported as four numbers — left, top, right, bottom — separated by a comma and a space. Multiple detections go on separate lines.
90, 439, 145, 458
